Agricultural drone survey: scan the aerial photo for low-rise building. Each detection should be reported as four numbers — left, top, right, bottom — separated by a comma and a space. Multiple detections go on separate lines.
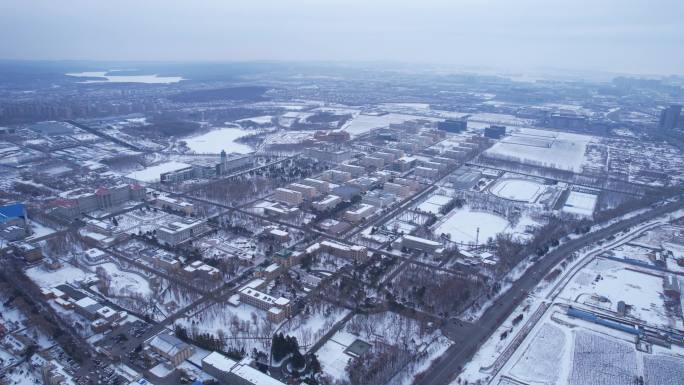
383, 182, 410, 197
238, 287, 291, 323
202, 352, 238, 384
415, 166, 439, 178
264, 203, 300, 217
156, 195, 194, 215
273, 188, 303, 206
287, 183, 318, 199
183, 260, 221, 280
360, 156, 384, 168
362, 191, 396, 208
394, 235, 444, 256
318, 240, 368, 261
323, 169, 352, 183
304, 147, 352, 163
312, 194, 342, 212
156, 219, 205, 246
300, 178, 330, 194
147, 333, 194, 366
344, 203, 377, 222
13, 241, 42, 262
338, 163, 365, 177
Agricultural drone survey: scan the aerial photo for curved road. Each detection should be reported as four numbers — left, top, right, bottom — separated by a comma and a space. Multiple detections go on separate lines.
416, 198, 684, 385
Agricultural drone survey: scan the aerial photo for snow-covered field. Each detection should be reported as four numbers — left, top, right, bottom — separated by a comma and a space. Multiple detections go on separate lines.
340, 113, 439, 138
280, 303, 350, 351
416, 194, 452, 214
183, 127, 254, 154
434, 206, 513, 245
236, 115, 273, 125
94, 262, 152, 298
562, 191, 598, 217
66, 71, 184, 84
643, 354, 684, 385
316, 311, 438, 383
175, 302, 277, 354
489, 178, 546, 203
125, 161, 190, 183
26, 263, 94, 288
484, 128, 594, 172
508, 323, 567, 384
568, 330, 636, 385
558, 258, 677, 328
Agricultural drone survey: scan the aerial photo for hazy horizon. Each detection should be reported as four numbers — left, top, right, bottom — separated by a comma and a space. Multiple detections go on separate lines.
1, 0, 683, 77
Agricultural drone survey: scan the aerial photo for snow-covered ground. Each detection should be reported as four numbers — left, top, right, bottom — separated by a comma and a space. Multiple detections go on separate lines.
416, 194, 452, 214
125, 161, 191, 183
484, 128, 594, 172
562, 191, 598, 217
236, 115, 273, 125
183, 127, 254, 154
508, 323, 568, 384
558, 257, 680, 329
340, 113, 439, 138
26, 263, 94, 288
316, 311, 440, 383
66, 71, 184, 84
434, 206, 536, 246
568, 330, 637, 385
26, 220, 58, 240
489, 178, 546, 203
93, 262, 152, 298
279, 303, 350, 352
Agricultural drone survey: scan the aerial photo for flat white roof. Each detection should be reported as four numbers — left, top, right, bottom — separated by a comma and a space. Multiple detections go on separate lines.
202, 351, 237, 372
231, 363, 286, 385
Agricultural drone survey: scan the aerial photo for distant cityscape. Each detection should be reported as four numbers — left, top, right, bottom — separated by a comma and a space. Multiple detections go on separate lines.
0, 61, 683, 385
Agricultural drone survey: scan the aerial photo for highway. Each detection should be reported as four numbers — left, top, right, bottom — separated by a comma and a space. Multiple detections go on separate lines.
415, 198, 684, 385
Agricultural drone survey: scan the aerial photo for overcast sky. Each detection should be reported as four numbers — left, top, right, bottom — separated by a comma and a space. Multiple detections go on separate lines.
1, 0, 682, 75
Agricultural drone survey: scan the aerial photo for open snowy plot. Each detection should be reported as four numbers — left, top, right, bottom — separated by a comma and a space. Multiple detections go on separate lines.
489, 178, 546, 203
316, 311, 435, 383
2, 361, 41, 385
643, 354, 684, 385
340, 113, 439, 137
280, 302, 350, 351
484, 128, 594, 172
0, 295, 27, 330
174, 301, 278, 354
559, 258, 676, 328
183, 127, 254, 154
508, 323, 567, 384
434, 206, 512, 246
125, 161, 190, 183
93, 262, 152, 298
568, 330, 636, 385
562, 191, 598, 217
416, 194, 453, 214
26, 263, 95, 288
316, 337, 350, 381
236, 115, 273, 125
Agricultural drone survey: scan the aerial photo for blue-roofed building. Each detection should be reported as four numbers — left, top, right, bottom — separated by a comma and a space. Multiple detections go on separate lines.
0, 203, 28, 240
0, 203, 27, 225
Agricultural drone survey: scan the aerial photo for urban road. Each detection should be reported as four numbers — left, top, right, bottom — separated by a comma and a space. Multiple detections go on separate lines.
416, 198, 684, 385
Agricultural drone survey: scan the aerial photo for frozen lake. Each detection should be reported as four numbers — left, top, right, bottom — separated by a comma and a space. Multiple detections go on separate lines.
66, 71, 184, 84
183, 127, 254, 154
